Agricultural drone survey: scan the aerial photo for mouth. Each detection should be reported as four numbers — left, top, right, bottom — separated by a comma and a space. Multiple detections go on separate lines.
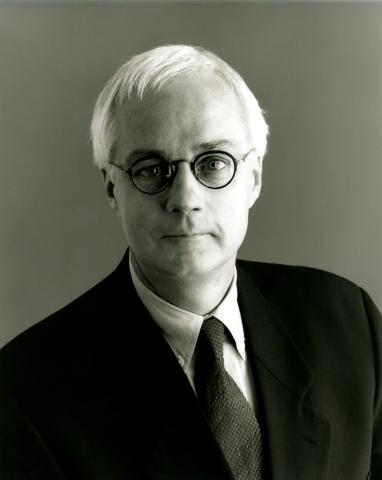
168, 233, 204, 237
163, 233, 209, 240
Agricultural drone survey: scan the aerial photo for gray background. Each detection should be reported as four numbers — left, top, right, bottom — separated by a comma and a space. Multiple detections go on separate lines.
1, 1, 381, 348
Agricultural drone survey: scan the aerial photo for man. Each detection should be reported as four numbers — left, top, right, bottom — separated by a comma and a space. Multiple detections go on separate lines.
0, 45, 381, 479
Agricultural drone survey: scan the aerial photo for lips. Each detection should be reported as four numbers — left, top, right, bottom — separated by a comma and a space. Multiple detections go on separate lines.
163, 233, 207, 238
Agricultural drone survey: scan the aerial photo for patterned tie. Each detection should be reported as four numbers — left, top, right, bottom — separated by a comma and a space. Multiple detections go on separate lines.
194, 317, 263, 480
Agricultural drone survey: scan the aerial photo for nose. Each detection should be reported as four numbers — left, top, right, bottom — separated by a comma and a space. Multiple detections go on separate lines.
165, 161, 204, 214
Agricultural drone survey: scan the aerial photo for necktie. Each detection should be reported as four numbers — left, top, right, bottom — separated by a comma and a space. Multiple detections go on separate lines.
194, 317, 263, 480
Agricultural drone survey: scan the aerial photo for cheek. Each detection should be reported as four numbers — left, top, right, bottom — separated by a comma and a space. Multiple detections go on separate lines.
117, 197, 152, 247
220, 197, 250, 243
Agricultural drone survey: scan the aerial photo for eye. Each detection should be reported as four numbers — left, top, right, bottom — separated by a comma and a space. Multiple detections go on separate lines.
132, 160, 168, 178
206, 158, 228, 170
196, 154, 232, 173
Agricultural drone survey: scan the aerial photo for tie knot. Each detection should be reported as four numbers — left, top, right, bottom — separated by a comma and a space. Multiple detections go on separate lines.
199, 317, 225, 361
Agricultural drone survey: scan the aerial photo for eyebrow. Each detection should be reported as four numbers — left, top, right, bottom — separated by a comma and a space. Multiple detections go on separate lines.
124, 139, 239, 166
125, 149, 166, 165
194, 139, 238, 151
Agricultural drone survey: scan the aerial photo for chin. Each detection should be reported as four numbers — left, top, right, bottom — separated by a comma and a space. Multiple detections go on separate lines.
160, 251, 228, 280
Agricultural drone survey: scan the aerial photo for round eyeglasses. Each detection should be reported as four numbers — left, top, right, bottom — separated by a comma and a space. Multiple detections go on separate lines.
109, 149, 254, 194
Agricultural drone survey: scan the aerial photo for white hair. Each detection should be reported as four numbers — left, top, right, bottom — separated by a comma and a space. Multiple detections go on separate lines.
90, 44, 269, 169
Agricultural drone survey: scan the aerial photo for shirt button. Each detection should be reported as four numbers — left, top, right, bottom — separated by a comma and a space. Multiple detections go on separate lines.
178, 356, 185, 367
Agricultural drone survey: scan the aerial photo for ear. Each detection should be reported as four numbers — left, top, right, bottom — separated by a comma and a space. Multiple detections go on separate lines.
248, 154, 263, 208
101, 168, 120, 217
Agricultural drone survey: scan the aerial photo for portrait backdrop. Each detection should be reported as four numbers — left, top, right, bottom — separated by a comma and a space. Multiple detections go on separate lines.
1, 1, 381, 347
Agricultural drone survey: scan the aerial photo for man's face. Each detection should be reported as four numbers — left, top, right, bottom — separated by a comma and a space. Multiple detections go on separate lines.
104, 74, 262, 282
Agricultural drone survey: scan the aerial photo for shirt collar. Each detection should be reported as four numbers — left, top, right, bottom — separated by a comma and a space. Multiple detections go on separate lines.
209, 272, 246, 360
129, 255, 246, 371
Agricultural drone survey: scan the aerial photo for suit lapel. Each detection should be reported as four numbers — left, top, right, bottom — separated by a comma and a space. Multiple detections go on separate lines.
142, 343, 234, 480
237, 264, 331, 480
131, 309, 233, 480
103, 255, 234, 480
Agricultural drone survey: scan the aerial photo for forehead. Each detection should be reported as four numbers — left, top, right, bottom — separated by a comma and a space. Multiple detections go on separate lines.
114, 74, 252, 160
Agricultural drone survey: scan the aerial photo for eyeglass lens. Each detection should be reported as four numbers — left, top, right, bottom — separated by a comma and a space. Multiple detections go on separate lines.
131, 152, 235, 193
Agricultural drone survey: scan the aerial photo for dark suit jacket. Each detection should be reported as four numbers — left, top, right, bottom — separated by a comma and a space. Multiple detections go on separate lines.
0, 252, 381, 479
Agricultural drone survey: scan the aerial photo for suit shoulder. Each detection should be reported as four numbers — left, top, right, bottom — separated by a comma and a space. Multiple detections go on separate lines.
237, 259, 382, 362
236, 258, 362, 300
0, 269, 116, 363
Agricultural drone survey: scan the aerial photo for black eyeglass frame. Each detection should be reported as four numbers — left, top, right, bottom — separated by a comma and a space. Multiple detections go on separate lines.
109, 149, 255, 195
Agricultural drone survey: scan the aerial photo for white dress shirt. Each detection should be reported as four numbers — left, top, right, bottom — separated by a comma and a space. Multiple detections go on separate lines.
129, 256, 256, 409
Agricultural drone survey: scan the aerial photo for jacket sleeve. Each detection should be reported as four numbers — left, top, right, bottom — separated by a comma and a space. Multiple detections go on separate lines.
362, 289, 382, 479
0, 385, 67, 480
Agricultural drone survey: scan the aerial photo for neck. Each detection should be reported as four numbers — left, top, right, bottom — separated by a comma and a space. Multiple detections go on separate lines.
130, 253, 235, 315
